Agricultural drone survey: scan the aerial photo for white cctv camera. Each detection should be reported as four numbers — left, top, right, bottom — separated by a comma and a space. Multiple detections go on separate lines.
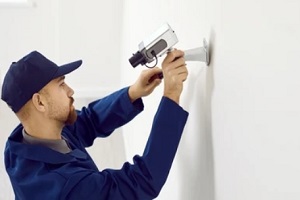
129, 23, 209, 68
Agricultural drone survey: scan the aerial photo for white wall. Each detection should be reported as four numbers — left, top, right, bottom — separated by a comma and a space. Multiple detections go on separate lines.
120, 0, 300, 200
206, 0, 300, 199
0, 0, 123, 93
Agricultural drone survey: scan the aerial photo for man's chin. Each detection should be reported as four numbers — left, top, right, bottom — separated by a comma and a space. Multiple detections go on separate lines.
65, 109, 77, 125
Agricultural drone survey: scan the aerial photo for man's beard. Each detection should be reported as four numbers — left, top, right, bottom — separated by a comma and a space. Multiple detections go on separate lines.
48, 97, 77, 125
65, 97, 77, 125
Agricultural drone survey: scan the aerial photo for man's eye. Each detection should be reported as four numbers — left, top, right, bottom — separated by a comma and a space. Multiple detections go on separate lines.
60, 82, 65, 86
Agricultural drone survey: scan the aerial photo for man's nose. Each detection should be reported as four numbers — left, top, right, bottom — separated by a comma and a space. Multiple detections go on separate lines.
69, 88, 74, 97
65, 84, 74, 97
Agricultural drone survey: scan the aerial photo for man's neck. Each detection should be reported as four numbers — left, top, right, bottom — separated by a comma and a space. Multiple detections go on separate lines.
23, 119, 64, 140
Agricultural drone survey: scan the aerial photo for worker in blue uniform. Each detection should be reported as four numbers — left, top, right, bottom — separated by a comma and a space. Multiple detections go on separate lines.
1, 49, 188, 200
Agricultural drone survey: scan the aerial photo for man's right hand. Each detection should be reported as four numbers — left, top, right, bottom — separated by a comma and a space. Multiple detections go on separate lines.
161, 49, 188, 104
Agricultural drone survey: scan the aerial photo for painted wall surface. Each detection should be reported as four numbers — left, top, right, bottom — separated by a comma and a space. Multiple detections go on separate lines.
206, 0, 300, 199
0, 0, 123, 92
120, 0, 300, 200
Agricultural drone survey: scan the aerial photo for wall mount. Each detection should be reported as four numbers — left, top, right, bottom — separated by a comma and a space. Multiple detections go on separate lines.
184, 38, 210, 66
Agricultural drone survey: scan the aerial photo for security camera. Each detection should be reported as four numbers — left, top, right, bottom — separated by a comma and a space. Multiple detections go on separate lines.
129, 23, 209, 68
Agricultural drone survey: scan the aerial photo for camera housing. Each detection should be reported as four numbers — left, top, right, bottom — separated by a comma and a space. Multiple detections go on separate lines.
129, 23, 178, 68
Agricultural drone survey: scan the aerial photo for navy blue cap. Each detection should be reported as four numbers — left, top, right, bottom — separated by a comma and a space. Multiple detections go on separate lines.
1, 51, 82, 113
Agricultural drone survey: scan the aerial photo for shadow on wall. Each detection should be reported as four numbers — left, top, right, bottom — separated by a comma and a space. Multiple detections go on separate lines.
177, 29, 216, 200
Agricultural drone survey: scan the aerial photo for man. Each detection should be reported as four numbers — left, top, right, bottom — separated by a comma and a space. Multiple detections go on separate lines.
1, 50, 188, 200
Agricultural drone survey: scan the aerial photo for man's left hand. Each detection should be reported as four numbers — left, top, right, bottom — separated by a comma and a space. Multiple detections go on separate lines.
128, 67, 162, 102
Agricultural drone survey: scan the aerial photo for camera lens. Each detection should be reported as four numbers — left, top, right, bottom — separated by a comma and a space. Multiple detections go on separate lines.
129, 51, 146, 68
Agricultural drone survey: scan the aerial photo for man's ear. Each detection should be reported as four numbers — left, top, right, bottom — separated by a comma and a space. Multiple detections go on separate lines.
32, 93, 46, 112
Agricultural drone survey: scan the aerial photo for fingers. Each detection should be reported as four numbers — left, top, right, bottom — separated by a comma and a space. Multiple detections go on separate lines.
141, 71, 162, 96
143, 67, 163, 84
178, 65, 188, 82
142, 67, 161, 78
148, 67, 162, 76
148, 72, 163, 83
148, 77, 162, 87
169, 57, 185, 69
162, 49, 185, 65
163, 53, 187, 81
165, 64, 188, 82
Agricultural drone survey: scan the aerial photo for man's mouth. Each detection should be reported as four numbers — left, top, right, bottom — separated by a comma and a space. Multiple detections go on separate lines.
70, 97, 74, 106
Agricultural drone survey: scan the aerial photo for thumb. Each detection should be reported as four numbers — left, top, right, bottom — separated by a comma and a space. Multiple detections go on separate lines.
146, 67, 163, 84
146, 67, 162, 78
147, 78, 162, 91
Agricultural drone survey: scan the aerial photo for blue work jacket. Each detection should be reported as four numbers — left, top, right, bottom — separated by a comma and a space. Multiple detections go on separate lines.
5, 87, 188, 200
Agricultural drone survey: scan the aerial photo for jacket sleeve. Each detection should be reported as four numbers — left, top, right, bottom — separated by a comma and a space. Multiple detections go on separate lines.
68, 87, 144, 147
62, 97, 189, 200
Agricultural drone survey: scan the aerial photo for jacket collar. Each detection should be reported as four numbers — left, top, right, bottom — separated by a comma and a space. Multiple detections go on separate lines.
6, 124, 87, 164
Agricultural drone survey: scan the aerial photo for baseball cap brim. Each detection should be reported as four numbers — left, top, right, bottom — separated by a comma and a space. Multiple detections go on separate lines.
53, 60, 82, 79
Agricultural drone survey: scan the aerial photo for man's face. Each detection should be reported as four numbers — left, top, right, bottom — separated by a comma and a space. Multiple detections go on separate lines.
41, 76, 77, 125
